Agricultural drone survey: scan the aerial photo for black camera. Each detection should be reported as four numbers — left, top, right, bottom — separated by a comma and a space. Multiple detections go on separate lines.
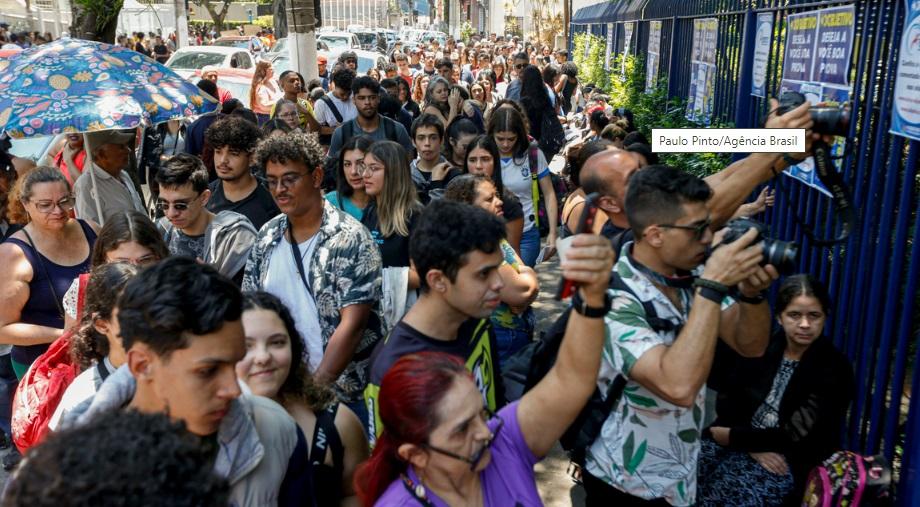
719, 218, 798, 274
776, 91, 850, 137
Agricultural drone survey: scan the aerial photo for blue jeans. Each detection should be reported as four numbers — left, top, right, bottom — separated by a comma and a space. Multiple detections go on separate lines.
493, 325, 533, 368
520, 227, 541, 267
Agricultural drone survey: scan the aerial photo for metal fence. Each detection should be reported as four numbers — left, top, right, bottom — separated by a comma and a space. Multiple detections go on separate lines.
572, 0, 918, 503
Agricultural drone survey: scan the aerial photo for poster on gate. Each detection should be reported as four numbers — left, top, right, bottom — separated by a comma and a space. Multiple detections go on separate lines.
605, 23, 614, 71
622, 22, 634, 75
890, 0, 920, 141
779, 5, 856, 198
751, 12, 773, 97
646, 20, 662, 92
686, 18, 718, 124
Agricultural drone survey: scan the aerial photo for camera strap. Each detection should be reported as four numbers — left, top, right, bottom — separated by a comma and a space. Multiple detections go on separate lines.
775, 140, 857, 246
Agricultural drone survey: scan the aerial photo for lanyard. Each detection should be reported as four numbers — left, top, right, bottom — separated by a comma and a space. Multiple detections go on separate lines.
287, 220, 316, 300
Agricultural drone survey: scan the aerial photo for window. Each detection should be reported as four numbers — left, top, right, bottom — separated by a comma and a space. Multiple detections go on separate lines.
167, 52, 228, 70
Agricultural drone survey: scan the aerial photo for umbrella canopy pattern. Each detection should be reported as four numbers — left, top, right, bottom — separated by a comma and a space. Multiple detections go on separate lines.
0, 38, 218, 138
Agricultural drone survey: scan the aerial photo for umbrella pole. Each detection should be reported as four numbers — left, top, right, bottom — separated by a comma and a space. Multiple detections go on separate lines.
83, 133, 106, 226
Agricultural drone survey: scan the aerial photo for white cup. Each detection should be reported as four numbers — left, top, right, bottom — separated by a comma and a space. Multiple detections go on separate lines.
555, 236, 577, 264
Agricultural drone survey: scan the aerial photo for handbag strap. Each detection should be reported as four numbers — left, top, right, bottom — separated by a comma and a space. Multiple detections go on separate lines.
287, 220, 315, 300
21, 227, 65, 320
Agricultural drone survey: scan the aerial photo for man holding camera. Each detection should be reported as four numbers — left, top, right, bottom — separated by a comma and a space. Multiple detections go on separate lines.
583, 165, 780, 506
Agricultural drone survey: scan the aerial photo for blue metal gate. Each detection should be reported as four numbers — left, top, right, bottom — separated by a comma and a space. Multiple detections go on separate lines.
571, 0, 918, 503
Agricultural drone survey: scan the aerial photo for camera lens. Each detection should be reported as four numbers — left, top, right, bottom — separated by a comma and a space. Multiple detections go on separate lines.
763, 240, 799, 274
811, 108, 850, 137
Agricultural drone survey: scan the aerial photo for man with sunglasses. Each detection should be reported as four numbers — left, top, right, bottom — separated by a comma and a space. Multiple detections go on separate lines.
503, 52, 530, 102
582, 165, 779, 506
243, 132, 383, 429
73, 130, 146, 224
155, 154, 257, 284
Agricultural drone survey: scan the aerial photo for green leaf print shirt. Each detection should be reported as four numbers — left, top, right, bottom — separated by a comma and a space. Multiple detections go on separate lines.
584, 245, 734, 506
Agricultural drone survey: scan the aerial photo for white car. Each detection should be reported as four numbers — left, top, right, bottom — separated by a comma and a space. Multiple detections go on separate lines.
165, 46, 255, 80
273, 49, 386, 76
317, 32, 361, 52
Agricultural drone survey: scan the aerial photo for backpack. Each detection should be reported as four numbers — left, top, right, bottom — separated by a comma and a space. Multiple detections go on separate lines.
501, 265, 677, 468
11, 273, 89, 453
801, 451, 891, 507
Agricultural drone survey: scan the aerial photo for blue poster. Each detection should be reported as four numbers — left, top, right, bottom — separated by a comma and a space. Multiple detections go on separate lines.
890, 0, 920, 142
813, 6, 856, 85
783, 11, 818, 82
751, 12, 773, 97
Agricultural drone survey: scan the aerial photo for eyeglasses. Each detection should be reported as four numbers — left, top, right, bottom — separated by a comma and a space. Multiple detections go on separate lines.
513, 63, 526, 70
266, 173, 305, 191
30, 196, 76, 214
423, 408, 503, 471
156, 193, 202, 212
360, 164, 384, 177
657, 218, 712, 240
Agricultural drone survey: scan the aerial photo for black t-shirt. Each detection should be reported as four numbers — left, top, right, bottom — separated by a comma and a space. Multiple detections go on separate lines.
207, 179, 280, 231
135, 42, 150, 56
502, 189, 524, 222
153, 43, 169, 63
364, 318, 503, 441
361, 202, 417, 268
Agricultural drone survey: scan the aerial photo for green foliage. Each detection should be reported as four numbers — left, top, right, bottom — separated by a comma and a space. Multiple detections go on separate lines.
460, 21, 475, 44
73, 0, 124, 33
572, 31, 731, 178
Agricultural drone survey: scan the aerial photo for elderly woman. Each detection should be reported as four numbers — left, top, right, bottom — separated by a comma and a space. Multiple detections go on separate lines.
0, 167, 98, 379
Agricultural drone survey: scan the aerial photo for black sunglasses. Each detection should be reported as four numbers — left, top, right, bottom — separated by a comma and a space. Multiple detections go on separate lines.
658, 218, 712, 240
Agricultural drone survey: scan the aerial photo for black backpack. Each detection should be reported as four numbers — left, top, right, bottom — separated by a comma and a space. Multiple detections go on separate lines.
501, 268, 678, 468
538, 106, 567, 162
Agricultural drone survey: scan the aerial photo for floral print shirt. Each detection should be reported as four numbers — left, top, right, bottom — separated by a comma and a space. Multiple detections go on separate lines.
585, 244, 734, 506
242, 200, 384, 403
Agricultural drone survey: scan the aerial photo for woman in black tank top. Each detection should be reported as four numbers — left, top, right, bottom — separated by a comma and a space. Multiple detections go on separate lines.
0, 167, 98, 379
236, 292, 368, 507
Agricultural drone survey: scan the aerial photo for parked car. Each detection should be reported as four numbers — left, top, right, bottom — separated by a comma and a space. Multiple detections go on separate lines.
317, 32, 361, 51
211, 36, 252, 50
191, 67, 255, 104
352, 30, 382, 52
273, 48, 386, 76
265, 37, 329, 62
165, 46, 254, 79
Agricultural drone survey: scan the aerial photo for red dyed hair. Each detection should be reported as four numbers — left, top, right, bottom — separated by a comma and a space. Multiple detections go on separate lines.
354, 352, 471, 506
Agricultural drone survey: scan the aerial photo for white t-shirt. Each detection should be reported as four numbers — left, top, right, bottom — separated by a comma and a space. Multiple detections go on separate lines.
313, 92, 357, 129
48, 357, 116, 431
263, 234, 324, 372
501, 149, 549, 233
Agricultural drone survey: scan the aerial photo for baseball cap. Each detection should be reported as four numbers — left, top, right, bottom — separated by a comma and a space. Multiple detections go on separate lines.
85, 129, 134, 153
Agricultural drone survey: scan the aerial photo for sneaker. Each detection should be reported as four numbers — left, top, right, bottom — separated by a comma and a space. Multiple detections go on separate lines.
2, 447, 21, 471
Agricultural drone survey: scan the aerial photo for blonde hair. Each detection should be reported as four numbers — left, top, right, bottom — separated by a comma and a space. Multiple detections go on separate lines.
366, 141, 419, 237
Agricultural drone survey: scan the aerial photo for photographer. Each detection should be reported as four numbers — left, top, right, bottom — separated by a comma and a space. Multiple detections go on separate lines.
583, 165, 779, 506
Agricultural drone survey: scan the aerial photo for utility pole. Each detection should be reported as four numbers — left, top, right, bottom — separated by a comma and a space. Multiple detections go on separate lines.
174, 0, 189, 48
286, 0, 319, 81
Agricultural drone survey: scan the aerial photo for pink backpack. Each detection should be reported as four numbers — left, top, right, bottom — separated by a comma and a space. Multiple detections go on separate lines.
801, 451, 890, 507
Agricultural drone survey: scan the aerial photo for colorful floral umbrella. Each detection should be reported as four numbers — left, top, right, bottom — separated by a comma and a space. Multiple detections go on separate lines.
0, 38, 218, 138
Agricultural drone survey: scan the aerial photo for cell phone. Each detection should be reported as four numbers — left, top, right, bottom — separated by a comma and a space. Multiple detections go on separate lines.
555, 192, 600, 300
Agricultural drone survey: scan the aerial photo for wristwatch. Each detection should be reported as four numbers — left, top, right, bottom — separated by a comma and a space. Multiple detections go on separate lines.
572, 289, 612, 318
692, 278, 729, 305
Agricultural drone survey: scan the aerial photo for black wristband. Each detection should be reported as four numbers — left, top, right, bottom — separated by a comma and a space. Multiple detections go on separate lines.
692, 278, 730, 294
572, 289, 611, 318
735, 292, 767, 304
696, 286, 725, 304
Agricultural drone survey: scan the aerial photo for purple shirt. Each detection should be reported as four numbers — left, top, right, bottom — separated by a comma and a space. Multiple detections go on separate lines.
375, 401, 542, 506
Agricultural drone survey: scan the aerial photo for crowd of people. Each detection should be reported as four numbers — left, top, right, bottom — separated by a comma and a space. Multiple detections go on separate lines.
0, 27, 858, 507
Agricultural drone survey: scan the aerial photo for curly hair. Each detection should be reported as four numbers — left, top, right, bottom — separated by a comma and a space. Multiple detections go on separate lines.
6, 166, 70, 225
117, 257, 242, 359
205, 115, 264, 153
242, 292, 335, 410
254, 131, 324, 173
70, 263, 139, 370
409, 199, 505, 291
443, 173, 490, 205
2, 410, 228, 507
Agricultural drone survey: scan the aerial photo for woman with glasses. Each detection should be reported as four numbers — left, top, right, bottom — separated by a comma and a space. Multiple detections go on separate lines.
0, 167, 98, 380
326, 136, 374, 221
354, 223, 614, 506
698, 275, 854, 506
61, 210, 168, 330
272, 99, 301, 132
237, 292, 368, 507
361, 141, 422, 331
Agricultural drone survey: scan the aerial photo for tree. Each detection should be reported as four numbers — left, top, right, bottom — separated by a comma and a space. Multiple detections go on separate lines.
192, 0, 233, 33
70, 0, 124, 42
